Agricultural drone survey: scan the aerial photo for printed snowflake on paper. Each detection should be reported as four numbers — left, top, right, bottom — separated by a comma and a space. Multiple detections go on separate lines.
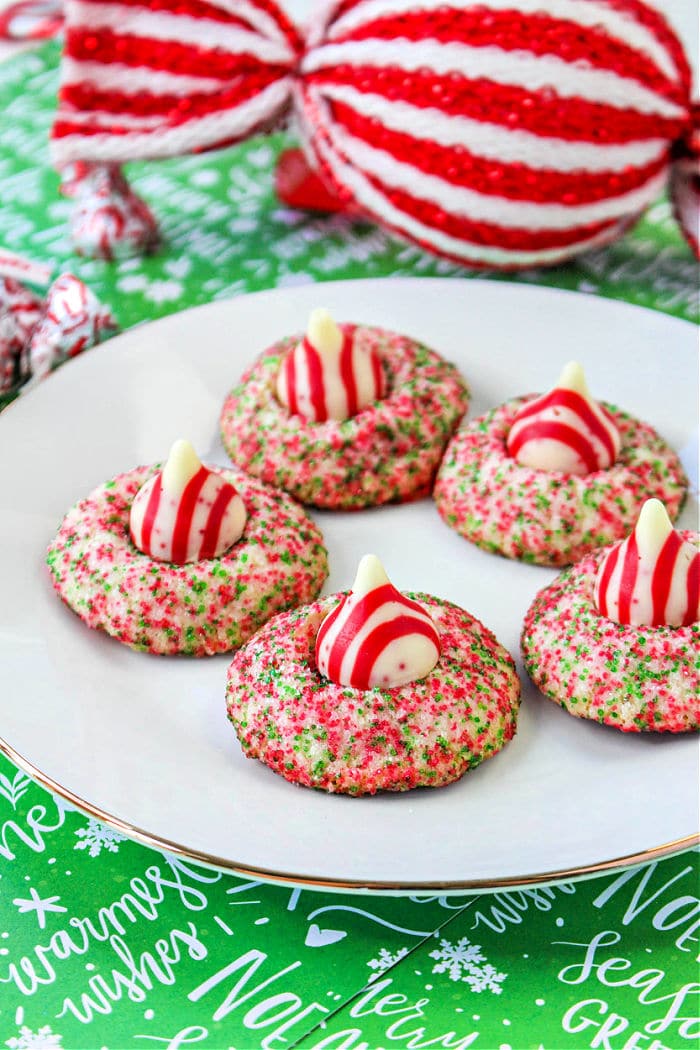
429, 937, 506, 994
74, 818, 126, 857
6, 1025, 62, 1049
367, 946, 409, 981
12, 887, 67, 930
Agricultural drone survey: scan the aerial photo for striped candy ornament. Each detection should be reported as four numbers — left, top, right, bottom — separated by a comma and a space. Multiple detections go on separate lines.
50, 0, 699, 267
276, 307, 385, 422
315, 554, 440, 689
130, 439, 247, 563
506, 362, 620, 476
595, 499, 699, 628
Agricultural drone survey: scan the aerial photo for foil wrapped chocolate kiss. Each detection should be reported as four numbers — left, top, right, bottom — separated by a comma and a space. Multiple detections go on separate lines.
50, 0, 699, 267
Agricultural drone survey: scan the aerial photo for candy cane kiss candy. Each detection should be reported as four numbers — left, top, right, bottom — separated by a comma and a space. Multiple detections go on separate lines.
315, 554, 440, 689
595, 498, 699, 628
130, 439, 247, 564
506, 362, 621, 475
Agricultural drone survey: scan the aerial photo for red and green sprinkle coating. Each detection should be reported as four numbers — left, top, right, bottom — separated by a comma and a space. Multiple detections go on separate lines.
226, 592, 520, 795
219, 325, 469, 510
522, 533, 699, 733
434, 397, 687, 567
46, 464, 328, 656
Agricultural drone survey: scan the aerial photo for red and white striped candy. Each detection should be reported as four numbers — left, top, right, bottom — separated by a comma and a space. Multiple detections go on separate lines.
507, 362, 620, 476
315, 554, 440, 689
25, 273, 117, 381
276, 308, 385, 422
595, 499, 699, 627
70, 165, 159, 260
297, 0, 694, 268
0, 277, 43, 391
130, 440, 247, 564
51, 0, 302, 165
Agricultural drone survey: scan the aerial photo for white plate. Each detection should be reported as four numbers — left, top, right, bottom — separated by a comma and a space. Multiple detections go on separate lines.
0, 278, 697, 892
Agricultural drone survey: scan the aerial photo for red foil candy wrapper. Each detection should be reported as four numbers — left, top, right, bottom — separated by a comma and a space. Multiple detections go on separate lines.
49, 0, 699, 269
69, 165, 159, 261
0, 277, 43, 392
25, 274, 118, 382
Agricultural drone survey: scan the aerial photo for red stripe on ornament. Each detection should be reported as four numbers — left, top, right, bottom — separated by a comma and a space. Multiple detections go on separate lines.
339, 325, 358, 417
596, 541, 620, 620
683, 551, 699, 626
350, 615, 439, 690
73, 0, 259, 32
199, 480, 239, 561
329, 100, 669, 206
617, 532, 640, 624
600, 0, 691, 96
325, 583, 397, 683
65, 27, 288, 80
139, 473, 163, 555
62, 70, 284, 122
72, 0, 302, 51
171, 466, 209, 564
358, 172, 620, 252
513, 390, 617, 463
305, 67, 687, 145
333, 9, 684, 103
303, 338, 328, 421
649, 530, 681, 625
508, 420, 599, 472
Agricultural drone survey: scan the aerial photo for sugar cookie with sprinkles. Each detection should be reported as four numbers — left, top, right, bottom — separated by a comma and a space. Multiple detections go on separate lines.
522, 500, 699, 733
220, 309, 469, 510
434, 362, 687, 567
226, 555, 520, 794
46, 440, 328, 656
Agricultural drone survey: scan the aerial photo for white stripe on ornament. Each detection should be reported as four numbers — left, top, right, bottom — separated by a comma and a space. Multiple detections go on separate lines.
60, 109, 164, 130
318, 101, 669, 229
301, 39, 686, 119
65, 1, 296, 65
306, 106, 634, 266
60, 58, 226, 96
317, 84, 669, 174
51, 77, 293, 163
326, 0, 681, 84
203, 0, 295, 47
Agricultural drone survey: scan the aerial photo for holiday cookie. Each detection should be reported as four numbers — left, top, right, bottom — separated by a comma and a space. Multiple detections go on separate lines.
434, 363, 687, 566
226, 555, 520, 794
220, 309, 469, 509
522, 501, 699, 733
46, 440, 328, 656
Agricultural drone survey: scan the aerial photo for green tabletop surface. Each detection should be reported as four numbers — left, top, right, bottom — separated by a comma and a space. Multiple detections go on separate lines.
0, 42, 698, 1050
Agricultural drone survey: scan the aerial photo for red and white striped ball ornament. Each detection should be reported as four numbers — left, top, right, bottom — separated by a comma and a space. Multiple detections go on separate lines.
507, 362, 620, 476
315, 554, 440, 690
130, 439, 247, 564
276, 308, 385, 422
50, 0, 699, 268
594, 499, 699, 628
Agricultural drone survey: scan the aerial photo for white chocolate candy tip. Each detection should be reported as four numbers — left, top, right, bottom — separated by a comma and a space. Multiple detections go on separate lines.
162, 438, 201, 493
557, 361, 590, 397
635, 498, 673, 545
307, 307, 342, 355
352, 553, 390, 596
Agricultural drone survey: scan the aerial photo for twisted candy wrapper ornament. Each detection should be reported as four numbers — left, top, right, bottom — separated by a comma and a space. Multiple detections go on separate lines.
51, 0, 700, 268
0, 256, 118, 393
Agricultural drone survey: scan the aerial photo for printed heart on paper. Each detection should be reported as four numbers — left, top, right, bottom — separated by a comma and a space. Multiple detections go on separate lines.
305, 923, 347, 948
